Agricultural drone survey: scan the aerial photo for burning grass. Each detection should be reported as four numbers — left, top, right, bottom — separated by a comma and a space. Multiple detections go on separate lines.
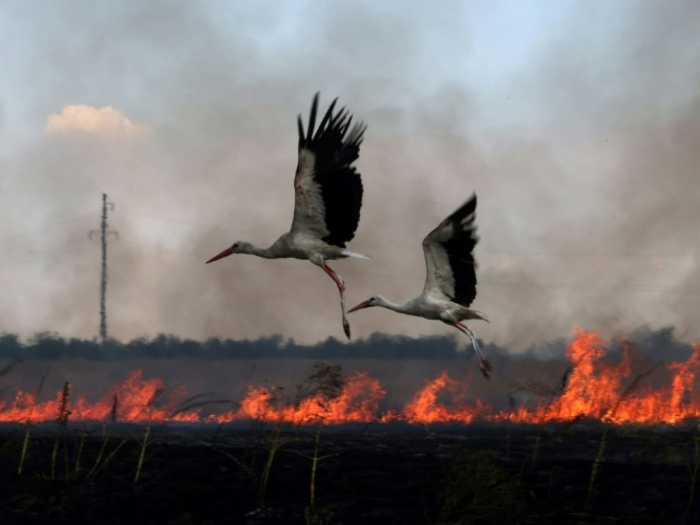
1, 329, 699, 427
0, 328, 698, 522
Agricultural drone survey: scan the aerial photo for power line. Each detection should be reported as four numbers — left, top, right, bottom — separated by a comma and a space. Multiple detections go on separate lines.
0, 239, 91, 267
0, 214, 94, 243
122, 212, 208, 227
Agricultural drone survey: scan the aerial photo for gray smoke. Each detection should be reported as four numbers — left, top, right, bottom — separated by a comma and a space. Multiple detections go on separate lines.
1, 1, 700, 351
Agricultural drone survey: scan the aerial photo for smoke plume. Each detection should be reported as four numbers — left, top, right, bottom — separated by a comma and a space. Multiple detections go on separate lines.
1, 1, 699, 351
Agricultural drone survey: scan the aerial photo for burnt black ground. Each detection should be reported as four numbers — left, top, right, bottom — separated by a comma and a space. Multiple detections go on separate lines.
0, 422, 698, 524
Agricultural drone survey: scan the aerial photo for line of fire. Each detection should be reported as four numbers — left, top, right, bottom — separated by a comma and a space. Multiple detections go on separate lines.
2, 329, 698, 427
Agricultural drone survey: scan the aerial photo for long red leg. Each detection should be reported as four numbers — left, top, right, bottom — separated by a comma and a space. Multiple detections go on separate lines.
323, 264, 351, 340
454, 321, 492, 381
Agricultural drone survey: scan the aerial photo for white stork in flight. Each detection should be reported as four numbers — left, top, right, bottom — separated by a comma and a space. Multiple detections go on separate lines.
206, 93, 368, 339
348, 194, 492, 379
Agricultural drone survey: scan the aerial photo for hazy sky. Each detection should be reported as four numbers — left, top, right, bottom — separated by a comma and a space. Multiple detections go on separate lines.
1, 0, 699, 350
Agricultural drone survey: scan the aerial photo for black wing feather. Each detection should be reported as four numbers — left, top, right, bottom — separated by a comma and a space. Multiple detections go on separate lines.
313, 98, 337, 141
440, 195, 479, 307
297, 116, 304, 149
306, 93, 319, 142
297, 93, 366, 248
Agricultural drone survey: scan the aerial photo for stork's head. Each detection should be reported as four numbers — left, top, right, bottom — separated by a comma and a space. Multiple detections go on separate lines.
205, 241, 251, 264
348, 295, 385, 313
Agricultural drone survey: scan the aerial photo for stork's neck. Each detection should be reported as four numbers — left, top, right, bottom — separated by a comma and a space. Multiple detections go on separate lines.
376, 296, 413, 314
241, 244, 277, 259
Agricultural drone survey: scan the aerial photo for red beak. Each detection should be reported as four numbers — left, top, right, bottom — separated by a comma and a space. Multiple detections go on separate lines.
348, 300, 372, 313
206, 247, 234, 264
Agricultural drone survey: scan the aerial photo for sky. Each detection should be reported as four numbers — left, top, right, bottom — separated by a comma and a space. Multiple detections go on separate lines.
1, 0, 699, 351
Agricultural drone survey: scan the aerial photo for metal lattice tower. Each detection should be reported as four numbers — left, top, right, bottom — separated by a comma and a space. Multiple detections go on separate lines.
89, 193, 118, 341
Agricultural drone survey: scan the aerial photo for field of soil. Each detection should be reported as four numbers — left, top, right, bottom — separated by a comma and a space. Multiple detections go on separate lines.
0, 422, 698, 524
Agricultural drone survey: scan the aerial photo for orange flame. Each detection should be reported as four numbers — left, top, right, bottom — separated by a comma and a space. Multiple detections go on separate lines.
1, 330, 699, 426
210, 372, 385, 425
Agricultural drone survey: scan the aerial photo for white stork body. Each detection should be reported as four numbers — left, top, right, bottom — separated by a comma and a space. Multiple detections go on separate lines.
348, 194, 492, 379
206, 93, 368, 339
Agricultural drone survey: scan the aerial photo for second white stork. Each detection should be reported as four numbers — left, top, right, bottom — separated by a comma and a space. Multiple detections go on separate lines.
206, 93, 368, 339
348, 194, 492, 379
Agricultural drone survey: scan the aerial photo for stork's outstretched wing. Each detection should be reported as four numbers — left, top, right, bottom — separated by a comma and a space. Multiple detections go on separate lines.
290, 93, 366, 248
421, 194, 479, 307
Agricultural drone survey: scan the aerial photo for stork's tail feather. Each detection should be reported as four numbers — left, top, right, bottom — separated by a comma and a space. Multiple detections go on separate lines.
341, 250, 370, 259
473, 311, 490, 324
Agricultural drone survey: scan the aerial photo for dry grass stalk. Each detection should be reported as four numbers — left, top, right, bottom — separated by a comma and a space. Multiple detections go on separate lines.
552, 413, 586, 438
88, 423, 110, 478
88, 393, 119, 478
49, 432, 59, 479
256, 362, 343, 508
585, 428, 608, 510
296, 363, 343, 405
604, 362, 663, 422
133, 389, 232, 483
165, 393, 231, 424
507, 364, 572, 425
288, 427, 340, 512
134, 387, 163, 483
547, 465, 564, 501
110, 393, 118, 423
518, 434, 542, 479
17, 425, 32, 476
73, 423, 87, 478
0, 358, 22, 381
436, 448, 521, 523
91, 437, 128, 478
197, 439, 252, 475
253, 385, 288, 507
63, 435, 70, 480
134, 422, 152, 483
257, 422, 295, 507
0, 358, 22, 398
307, 428, 339, 509
531, 435, 541, 466
684, 436, 700, 522
18, 367, 50, 475
288, 363, 344, 510
50, 381, 71, 480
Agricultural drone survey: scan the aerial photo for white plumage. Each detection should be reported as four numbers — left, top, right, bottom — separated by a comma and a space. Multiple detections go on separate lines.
206, 93, 368, 339
348, 194, 492, 379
